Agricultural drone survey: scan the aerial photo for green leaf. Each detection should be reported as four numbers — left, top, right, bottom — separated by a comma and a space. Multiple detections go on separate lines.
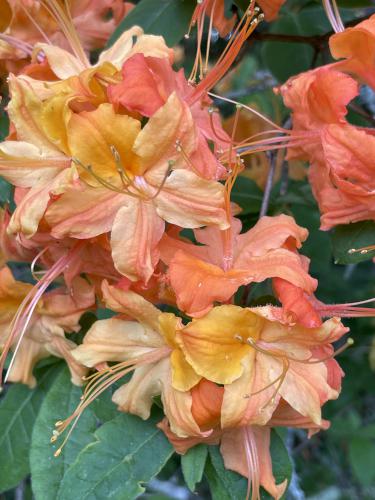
231, 176, 263, 215
206, 446, 247, 500
30, 367, 97, 500
57, 412, 174, 499
108, 0, 195, 49
349, 437, 375, 487
181, 444, 208, 492
331, 221, 375, 264
0, 364, 61, 492
205, 430, 291, 499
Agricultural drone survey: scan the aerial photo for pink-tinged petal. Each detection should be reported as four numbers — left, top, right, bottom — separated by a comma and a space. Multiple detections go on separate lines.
159, 228, 210, 265
108, 54, 172, 116
221, 353, 281, 428
189, 132, 227, 180
8, 169, 73, 236
45, 183, 124, 239
0, 141, 68, 187
273, 278, 322, 328
168, 250, 251, 317
135, 92, 196, 175
235, 214, 308, 259
8, 75, 62, 154
102, 280, 161, 332
279, 360, 335, 425
270, 401, 330, 436
220, 426, 287, 500
72, 317, 163, 367
112, 358, 167, 419
235, 248, 317, 295
42, 276, 95, 324
111, 198, 165, 283
155, 169, 228, 229
34, 43, 86, 79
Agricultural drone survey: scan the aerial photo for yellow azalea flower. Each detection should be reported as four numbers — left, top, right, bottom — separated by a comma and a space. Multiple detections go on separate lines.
56, 281, 204, 456
176, 304, 348, 427
0, 266, 94, 387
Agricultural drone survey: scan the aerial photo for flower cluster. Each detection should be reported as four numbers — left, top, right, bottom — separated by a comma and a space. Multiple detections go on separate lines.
0, 1, 372, 499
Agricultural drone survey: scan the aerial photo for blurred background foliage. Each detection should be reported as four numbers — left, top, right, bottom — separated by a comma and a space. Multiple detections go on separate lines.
1, 0, 375, 499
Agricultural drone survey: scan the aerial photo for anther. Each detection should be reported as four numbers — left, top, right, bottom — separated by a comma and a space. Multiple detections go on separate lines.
234, 334, 243, 342
54, 449, 62, 457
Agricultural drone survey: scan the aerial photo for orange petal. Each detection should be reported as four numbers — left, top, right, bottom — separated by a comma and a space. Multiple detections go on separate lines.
111, 199, 165, 283
168, 250, 252, 317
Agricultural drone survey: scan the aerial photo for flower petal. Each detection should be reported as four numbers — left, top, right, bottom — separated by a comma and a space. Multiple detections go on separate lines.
102, 280, 161, 332
177, 305, 263, 385
110, 198, 165, 283
72, 317, 163, 367
156, 169, 228, 229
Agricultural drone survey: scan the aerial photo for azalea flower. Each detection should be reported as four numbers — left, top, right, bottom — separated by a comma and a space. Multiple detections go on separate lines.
160, 214, 317, 317
0, 265, 94, 387
176, 304, 347, 427
53, 282, 207, 455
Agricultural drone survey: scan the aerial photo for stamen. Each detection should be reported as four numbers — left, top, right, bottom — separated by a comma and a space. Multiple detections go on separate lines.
39, 0, 89, 67
0, 243, 84, 387
52, 347, 170, 456
348, 244, 375, 255
243, 426, 260, 500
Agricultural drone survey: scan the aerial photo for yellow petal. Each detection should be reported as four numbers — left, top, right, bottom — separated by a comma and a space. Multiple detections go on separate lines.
177, 305, 264, 385
170, 348, 202, 391
67, 103, 141, 185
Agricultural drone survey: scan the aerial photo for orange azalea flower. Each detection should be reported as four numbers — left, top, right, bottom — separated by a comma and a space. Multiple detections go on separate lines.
160, 214, 317, 317
42, 97, 228, 283
0, 265, 94, 387
175, 305, 347, 427
330, 14, 375, 89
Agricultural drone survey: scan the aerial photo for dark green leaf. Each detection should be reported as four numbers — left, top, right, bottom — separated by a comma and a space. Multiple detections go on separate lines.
349, 437, 375, 487
206, 446, 247, 500
108, 0, 195, 49
181, 444, 208, 492
231, 176, 263, 215
30, 367, 97, 500
57, 412, 173, 499
0, 364, 61, 492
331, 221, 375, 264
